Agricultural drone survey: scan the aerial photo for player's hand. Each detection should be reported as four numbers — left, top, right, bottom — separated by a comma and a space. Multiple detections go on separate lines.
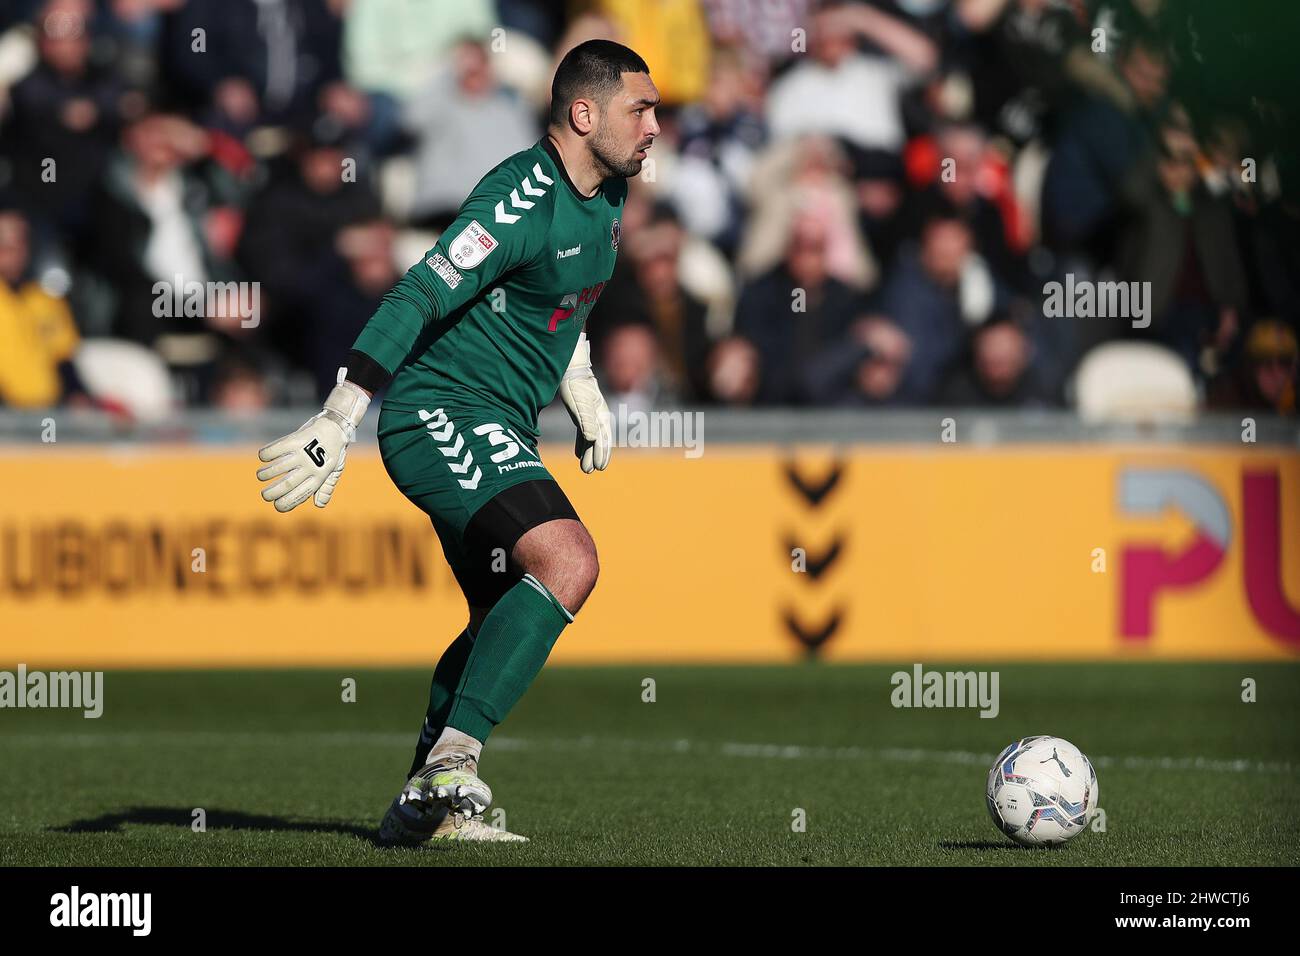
558, 333, 611, 474
257, 378, 371, 512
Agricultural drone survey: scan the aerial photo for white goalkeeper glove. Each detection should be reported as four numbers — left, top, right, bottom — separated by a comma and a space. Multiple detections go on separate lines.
256, 371, 370, 512
557, 333, 611, 474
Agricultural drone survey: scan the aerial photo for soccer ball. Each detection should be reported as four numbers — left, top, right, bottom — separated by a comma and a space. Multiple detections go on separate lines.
986, 735, 1098, 847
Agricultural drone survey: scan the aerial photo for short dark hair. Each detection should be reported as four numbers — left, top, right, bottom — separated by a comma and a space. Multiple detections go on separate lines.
549, 39, 650, 127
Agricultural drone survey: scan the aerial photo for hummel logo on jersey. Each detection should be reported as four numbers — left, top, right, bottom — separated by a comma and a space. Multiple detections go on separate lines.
556, 244, 581, 259
494, 163, 554, 224
426, 252, 463, 289
448, 220, 497, 269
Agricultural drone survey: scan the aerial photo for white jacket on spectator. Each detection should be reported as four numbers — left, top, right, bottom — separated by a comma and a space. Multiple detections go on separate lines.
766, 52, 915, 155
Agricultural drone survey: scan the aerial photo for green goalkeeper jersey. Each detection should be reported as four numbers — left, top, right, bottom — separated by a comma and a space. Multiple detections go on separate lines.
350, 137, 626, 438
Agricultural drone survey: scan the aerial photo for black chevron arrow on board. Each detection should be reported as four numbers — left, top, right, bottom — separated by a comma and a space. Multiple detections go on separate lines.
784, 460, 844, 507
782, 607, 843, 657
785, 533, 845, 581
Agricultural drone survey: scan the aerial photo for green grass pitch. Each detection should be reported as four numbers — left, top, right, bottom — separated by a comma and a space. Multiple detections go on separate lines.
1, 662, 1297, 866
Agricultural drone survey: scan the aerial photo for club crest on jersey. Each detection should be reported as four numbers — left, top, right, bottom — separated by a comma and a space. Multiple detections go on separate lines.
448, 219, 498, 269
610, 218, 621, 251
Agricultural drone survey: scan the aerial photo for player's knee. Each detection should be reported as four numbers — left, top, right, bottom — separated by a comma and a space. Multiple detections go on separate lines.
545, 540, 597, 614
512, 518, 599, 614
542, 539, 599, 614
572, 541, 599, 604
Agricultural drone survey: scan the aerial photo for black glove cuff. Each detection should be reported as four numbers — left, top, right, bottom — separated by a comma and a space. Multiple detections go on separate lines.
343, 350, 393, 393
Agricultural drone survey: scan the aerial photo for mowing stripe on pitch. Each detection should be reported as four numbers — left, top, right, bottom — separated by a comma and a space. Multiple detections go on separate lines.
3, 731, 1293, 775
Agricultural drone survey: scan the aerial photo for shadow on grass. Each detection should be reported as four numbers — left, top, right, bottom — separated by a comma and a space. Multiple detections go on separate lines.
51, 806, 400, 848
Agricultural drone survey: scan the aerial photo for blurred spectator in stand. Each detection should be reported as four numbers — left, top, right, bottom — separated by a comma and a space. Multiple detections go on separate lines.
236, 120, 381, 366
955, 0, 1090, 147
0, 207, 90, 407
668, 43, 766, 256
497, 0, 566, 50
95, 0, 186, 90
578, 0, 712, 106
80, 110, 242, 402
592, 203, 713, 404
160, 0, 345, 136
1040, 28, 1171, 262
1208, 320, 1297, 416
852, 149, 907, 274
403, 38, 538, 231
343, 0, 497, 101
937, 309, 1056, 406
1115, 118, 1248, 376
700, 0, 814, 73
210, 348, 272, 414
803, 210, 994, 407
1249, 178, 1300, 335
2, 0, 135, 239
298, 219, 398, 401
873, 213, 980, 403
801, 312, 913, 407
1088, 0, 1174, 72
600, 323, 661, 415
1217, 138, 1300, 337
315, 75, 403, 159
765, 1, 937, 158
899, 122, 1025, 286
740, 135, 876, 292
725, 212, 863, 406
707, 334, 760, 406
1199, 116, 1260, 259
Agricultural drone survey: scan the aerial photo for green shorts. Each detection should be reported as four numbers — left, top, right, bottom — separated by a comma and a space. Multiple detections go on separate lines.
377, 402, 577, 605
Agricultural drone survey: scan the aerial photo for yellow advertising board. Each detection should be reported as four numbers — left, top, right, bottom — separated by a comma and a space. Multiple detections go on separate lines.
0, 444, 1296, 665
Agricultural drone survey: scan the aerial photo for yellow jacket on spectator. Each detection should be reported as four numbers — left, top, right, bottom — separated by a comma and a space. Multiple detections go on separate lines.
583, 0, 711, 105
0, 281, 80, 408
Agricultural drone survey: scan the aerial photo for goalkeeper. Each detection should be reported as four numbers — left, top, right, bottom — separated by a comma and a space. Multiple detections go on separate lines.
254, 40, 659, 844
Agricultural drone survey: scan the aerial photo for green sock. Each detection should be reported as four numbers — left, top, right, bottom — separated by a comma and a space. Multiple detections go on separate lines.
445, 574, 572, 742
407, 626, 476, 778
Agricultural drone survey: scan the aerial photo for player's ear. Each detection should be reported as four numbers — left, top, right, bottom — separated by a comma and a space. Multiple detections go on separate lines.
570, 97, 595, 136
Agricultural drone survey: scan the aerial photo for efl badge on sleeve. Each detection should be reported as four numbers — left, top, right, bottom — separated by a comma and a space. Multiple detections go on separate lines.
448, 220, 498, 269
610, 218, 621, 251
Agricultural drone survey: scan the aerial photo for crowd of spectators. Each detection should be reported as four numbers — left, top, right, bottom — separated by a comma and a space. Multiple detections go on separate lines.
0, 0, 1295, 418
